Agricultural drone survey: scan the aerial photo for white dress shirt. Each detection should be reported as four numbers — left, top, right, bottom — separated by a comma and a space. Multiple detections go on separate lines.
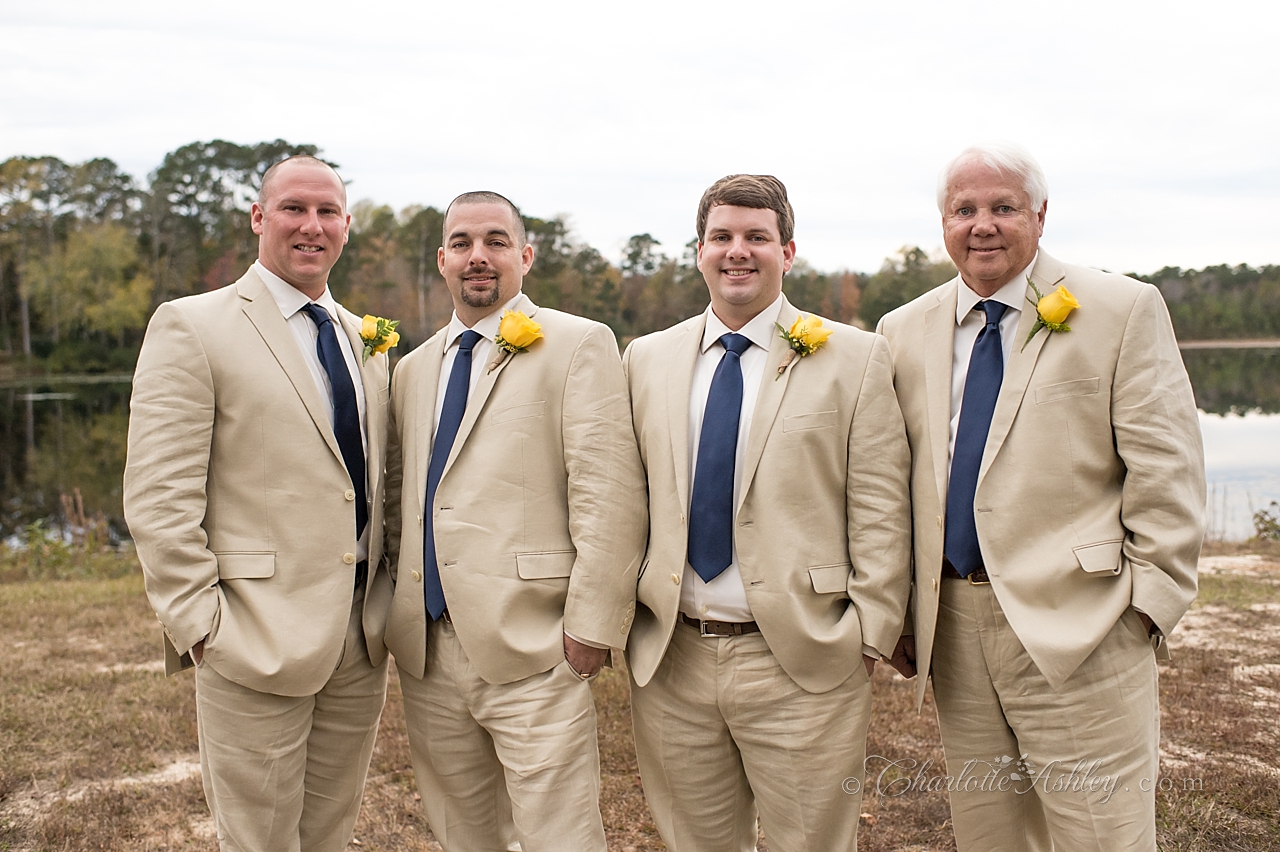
256, 260, 370, 561
680, 296, 783, 623
948, 257, 1037, 466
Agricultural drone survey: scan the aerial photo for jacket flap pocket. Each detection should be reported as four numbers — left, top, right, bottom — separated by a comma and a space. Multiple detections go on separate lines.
216, 552, 276, 580
1036, 378, 1100, 405
783, 410, 839, 432
516, 550, 575, 580
809, 563, 851, 594
1073, 540, 1124, 575
493, 400, 546, 423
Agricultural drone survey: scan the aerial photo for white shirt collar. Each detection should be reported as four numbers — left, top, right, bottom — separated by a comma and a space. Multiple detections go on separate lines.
444, 292, 525, 348
701, 294, 785, 354
255, 260, 341, 322
955, 252, 1038, 326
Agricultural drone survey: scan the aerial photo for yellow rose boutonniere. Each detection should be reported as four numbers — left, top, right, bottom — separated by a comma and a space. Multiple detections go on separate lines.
488, 310, 544, 373
359, 315, 400, 363
774, 313, 834, 379
1021, 277, 1080, 352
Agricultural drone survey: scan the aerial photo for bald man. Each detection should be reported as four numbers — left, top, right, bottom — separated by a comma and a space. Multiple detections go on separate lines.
125, 156, 393, 852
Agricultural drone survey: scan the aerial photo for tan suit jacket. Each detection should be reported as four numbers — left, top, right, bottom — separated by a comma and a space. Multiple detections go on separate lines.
124, 266, 391, 697
624, 297, 913, 694
877, 251, 1205, 698
383, 295, 648, 685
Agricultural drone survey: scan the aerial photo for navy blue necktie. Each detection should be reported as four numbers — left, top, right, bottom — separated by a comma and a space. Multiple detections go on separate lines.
688, 333, 752, 583
945, 300, 1008, 578
423, 329, 483, 620
300, 303, 367, 541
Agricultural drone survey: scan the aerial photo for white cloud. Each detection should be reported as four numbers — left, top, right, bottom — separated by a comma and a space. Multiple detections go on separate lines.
2, 0, 1277, 271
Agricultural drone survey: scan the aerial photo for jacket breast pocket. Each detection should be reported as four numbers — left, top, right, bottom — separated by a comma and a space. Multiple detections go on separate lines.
215, 552, 276, 580
808, 563, 851, 594
783, 410, 838, 432
1035, 378, 1100, 405
493, 401, 546, 423
515, 550, 575, 579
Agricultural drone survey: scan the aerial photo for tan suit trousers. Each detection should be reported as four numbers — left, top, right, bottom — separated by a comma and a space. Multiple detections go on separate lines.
194, 589, 388, 852
397, 619, 606, 852
631, 621, 872, 852
931, 578, 1159, 852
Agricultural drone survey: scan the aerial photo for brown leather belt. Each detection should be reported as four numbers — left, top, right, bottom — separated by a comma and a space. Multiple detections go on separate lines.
942, 558, 990, 585
681, 613, 761, 637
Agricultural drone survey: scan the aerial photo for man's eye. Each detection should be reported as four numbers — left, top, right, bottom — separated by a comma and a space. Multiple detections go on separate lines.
997, 205, 1014, 214
956, 207, 973, 216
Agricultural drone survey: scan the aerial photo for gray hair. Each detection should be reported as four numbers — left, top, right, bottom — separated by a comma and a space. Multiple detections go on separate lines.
936, 142, 1048, 213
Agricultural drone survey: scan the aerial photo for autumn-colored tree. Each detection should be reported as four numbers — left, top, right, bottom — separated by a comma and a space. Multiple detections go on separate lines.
858, 246, 955, 327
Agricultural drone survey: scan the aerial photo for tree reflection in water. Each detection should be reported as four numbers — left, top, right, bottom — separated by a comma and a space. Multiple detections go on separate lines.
0, 351, 1276, 544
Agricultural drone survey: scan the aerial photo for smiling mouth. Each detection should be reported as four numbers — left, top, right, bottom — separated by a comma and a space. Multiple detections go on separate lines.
723, 269, 755, 278
295, 245, 324, 254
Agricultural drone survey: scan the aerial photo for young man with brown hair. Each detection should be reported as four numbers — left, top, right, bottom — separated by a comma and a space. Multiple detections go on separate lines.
623, 174, 912, 851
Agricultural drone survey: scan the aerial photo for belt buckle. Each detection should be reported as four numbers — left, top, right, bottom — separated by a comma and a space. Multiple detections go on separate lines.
968, 571, 991, 586
699, 620, 724, 638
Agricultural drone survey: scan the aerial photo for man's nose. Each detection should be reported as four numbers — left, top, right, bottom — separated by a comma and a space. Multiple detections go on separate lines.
972, 210, 997, 234
299, 209, 323, 234
727, 236, 750, 258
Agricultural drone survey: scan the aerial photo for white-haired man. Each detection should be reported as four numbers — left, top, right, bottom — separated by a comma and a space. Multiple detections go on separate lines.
877, 143, 1205, 851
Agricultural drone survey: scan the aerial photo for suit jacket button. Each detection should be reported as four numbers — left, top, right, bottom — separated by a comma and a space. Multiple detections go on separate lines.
671, 573, 680, 585
345, 489, 356, 501
932, 578, 938, 590
937, 515, 943, 528
343, 553, 356, 565
411, 570, 422, 582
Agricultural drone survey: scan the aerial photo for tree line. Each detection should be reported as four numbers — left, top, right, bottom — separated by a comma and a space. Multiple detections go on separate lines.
1, 140, 1277, 374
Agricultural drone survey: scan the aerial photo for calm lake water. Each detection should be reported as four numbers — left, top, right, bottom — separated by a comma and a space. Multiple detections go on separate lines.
0, 349, 1276, 542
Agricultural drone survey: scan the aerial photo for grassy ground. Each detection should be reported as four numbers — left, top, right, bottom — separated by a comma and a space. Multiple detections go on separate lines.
1, 548, 1277, 851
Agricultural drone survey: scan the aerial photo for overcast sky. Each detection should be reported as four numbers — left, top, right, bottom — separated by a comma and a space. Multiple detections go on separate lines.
2, 1, 1277, 275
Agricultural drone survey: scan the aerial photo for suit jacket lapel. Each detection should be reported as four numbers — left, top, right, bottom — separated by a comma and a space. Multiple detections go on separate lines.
924, 282, 958, 507
979, 253, 1065, 482
237, 271, 344, 466
413, 329, 449, 504
667, 314, 704, 516
737, 297, 798, 510
440, 293, 534, 481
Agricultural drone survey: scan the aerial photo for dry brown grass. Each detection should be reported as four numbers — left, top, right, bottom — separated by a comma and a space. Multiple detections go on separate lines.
2, 556, 1278, 851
